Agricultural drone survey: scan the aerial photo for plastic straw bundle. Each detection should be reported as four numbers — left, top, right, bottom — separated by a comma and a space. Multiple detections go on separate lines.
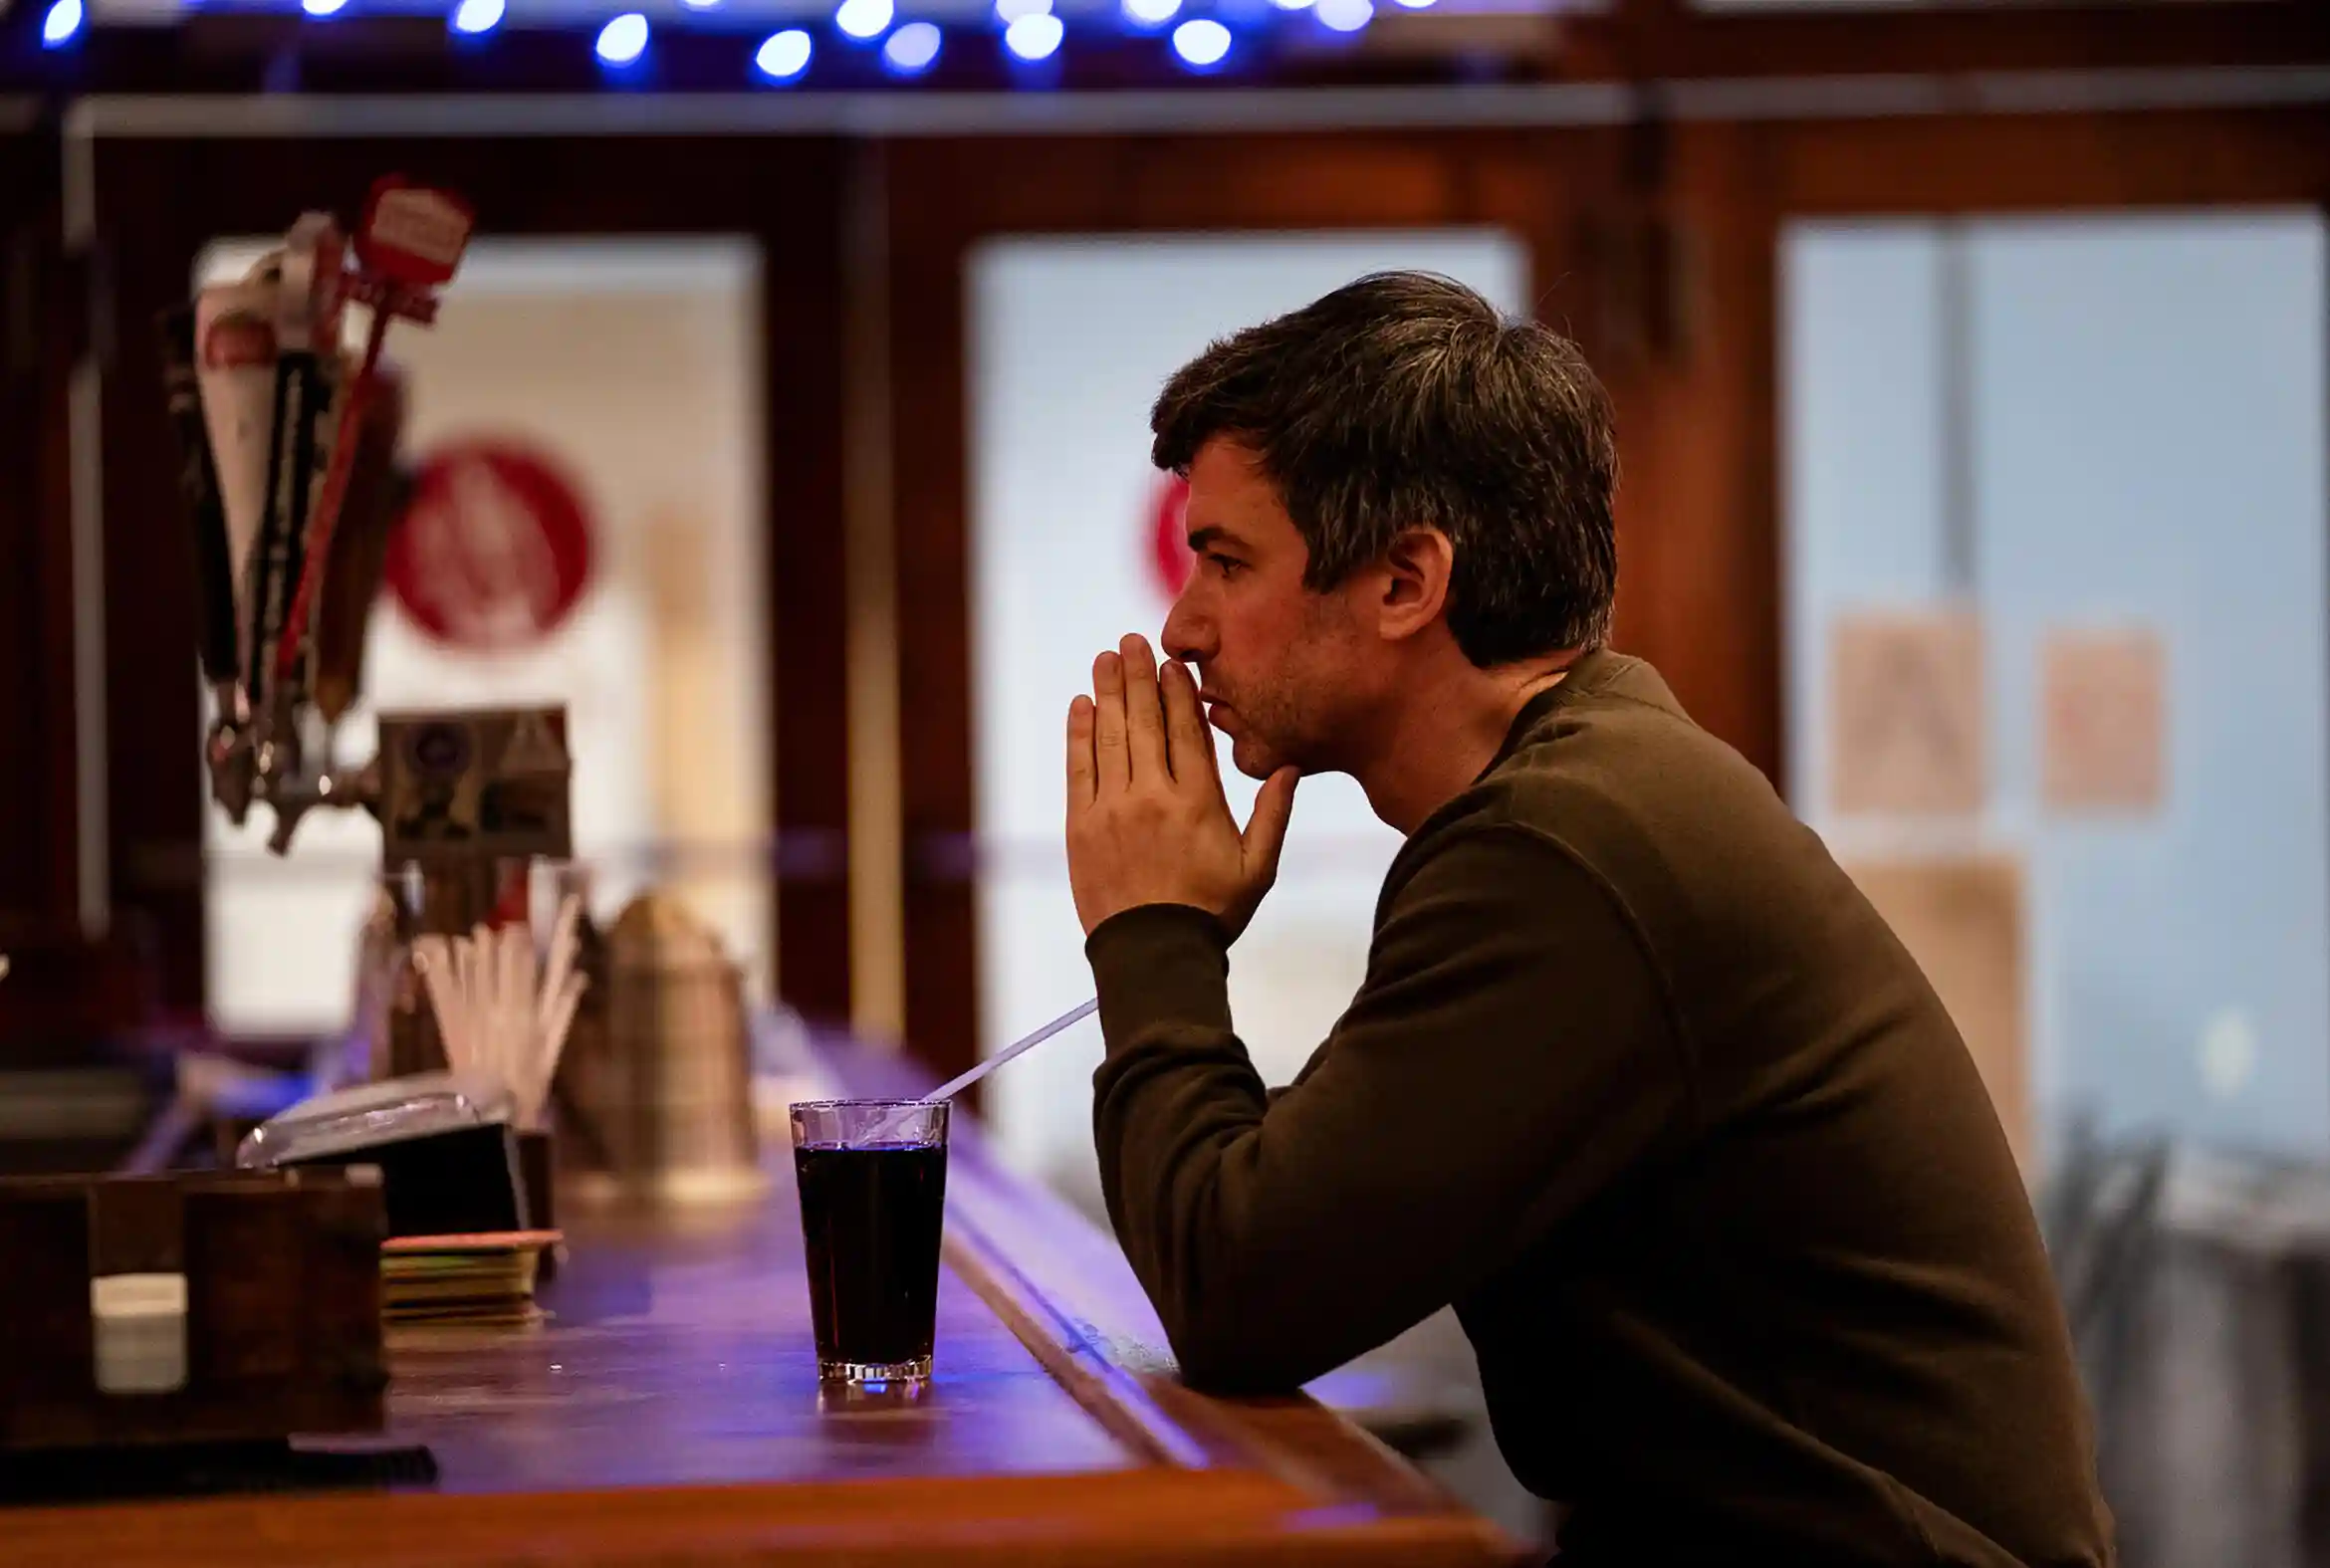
413, 894, 586, 1131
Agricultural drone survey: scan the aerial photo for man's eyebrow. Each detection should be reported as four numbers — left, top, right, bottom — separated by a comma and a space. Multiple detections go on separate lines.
1187, 525, 1247, 553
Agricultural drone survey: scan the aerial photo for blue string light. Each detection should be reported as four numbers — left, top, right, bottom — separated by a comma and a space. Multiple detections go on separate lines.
449, 0, 503, 34
835, 0, 893, 40
1003, 9, 1061, 59
395, 0, 1395, 83
755, 27, 814, 80
40, 0, 84, 45
595, 11, 648, 63
881, 18, 941, 72
1170, 16, 1228, 66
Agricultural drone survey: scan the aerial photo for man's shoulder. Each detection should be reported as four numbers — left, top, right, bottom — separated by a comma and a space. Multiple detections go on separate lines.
1510, 651, 1743, 774
1388, 653, 1805, 920
1450, 655, 1773, 827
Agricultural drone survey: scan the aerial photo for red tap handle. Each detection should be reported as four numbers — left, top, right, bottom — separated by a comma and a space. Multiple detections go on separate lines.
273, 179, 471, 683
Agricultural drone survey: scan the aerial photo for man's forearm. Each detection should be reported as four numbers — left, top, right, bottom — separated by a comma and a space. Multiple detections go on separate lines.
1083, 903, 1292, 1388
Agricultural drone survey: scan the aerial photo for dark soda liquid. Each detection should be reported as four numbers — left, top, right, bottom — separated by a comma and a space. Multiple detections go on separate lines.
795, 1142, 948, 1374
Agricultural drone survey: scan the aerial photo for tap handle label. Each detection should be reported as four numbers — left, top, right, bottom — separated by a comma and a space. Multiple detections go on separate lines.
356, 179, 474, 293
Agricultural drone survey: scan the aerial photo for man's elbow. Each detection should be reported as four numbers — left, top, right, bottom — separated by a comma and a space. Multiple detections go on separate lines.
1164, 1312, 1329, 1397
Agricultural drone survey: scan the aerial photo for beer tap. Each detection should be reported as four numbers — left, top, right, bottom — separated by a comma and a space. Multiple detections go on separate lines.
163, 179, 471, 856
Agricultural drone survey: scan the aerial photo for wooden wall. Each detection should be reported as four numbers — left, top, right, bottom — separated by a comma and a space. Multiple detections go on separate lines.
0, 119, 80, 936
5, 31, 2327, 1080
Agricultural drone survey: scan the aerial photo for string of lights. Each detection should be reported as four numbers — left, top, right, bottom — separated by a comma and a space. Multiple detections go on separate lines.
33, 0, 1440, 79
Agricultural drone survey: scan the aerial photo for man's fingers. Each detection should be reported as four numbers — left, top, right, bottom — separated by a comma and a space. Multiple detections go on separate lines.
1119, 634, 1169, 784
1091, 650, 1129, 789
1242, 766, 1300, 883
1066, 695, 1097, 814
1161, 658, 1216, 787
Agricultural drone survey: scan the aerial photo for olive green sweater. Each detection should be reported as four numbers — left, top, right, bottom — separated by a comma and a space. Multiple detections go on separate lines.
1086, 648, 2112, 1567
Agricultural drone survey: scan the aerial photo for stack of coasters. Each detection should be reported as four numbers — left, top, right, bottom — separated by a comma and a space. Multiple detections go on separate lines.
380, 1231, 559, 1328
239, 1074, 560, 1330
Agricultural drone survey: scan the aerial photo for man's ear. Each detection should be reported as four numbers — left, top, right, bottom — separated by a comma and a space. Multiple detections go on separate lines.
1373, 528, 1455, 642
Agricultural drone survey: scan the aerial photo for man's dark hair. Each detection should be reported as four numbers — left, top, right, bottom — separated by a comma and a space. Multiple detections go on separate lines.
1150, 271, 1617, 667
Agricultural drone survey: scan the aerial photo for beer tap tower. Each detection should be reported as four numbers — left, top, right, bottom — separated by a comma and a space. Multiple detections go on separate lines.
173, 179, 480, 852
167, 181, 580, 1079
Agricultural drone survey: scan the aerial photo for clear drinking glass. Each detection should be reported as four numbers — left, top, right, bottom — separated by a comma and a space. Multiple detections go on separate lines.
789, 1099, 950, 1384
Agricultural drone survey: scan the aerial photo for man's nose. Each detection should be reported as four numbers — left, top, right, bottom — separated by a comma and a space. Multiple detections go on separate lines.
1162, 589, 1212, 667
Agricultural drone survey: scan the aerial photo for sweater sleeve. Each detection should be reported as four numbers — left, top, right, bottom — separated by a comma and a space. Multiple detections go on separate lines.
1085, 824, 1690, 1395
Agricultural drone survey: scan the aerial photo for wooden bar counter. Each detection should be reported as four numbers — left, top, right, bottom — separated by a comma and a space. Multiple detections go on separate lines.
6, 1039, 1519, 1566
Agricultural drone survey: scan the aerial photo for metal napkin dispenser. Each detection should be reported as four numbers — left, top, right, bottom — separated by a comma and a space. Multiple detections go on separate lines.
562, 893, 763, 1206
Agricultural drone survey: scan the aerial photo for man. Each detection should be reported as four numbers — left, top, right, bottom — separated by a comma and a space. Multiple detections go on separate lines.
1062, 272, 2111, 1566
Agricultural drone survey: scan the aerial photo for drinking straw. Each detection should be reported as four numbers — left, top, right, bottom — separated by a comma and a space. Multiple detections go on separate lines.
923, 997, 1098, 1105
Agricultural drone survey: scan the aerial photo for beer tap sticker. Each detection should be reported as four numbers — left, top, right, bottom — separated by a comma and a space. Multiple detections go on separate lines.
357, 180, 475, 292
383, 439, 595, 653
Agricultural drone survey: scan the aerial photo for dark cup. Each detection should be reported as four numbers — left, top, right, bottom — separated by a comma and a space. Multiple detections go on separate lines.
789, 1099, 949, 1384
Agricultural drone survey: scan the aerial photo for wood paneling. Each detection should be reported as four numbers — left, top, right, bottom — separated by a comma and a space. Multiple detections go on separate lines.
763, 149, 857, 1028
0, 120, 80, 932
885, 176, 979, 1088
1585, 119, 1784, 789
1768, 105, 2330, 214
1563, 0, 2328, 83
81, 136, 855, 1019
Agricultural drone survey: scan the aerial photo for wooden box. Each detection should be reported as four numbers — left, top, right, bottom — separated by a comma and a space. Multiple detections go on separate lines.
0, 1167, 386, 1452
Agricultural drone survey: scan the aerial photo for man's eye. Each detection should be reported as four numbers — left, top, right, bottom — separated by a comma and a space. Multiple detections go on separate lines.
1209, 555, 1246, 578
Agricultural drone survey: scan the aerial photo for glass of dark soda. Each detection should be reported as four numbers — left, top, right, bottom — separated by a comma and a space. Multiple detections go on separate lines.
789, 1099, 949, 1384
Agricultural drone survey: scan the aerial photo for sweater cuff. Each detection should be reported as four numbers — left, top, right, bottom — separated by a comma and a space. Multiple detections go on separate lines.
1083, 903, 1233, 1057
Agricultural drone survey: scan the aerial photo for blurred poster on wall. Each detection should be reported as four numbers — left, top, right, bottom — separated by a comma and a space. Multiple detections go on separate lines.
385, 438, 596, 653
1828, 608, 1986, 817
1844, 855, 2029, 1170
2042, 628, 2166, 814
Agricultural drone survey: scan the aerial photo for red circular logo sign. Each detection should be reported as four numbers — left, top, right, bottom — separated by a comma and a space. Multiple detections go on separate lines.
1148, 474, 1195, 601
384, 439, 595, 652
